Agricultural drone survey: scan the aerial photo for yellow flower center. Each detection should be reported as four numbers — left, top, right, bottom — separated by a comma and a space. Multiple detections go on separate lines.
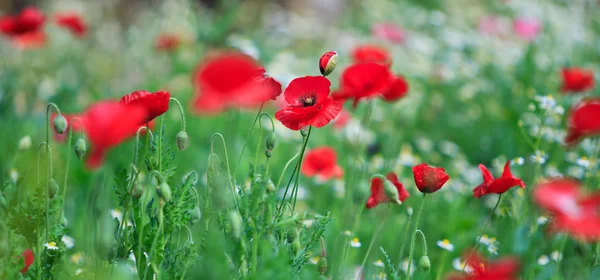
442, 239, 450, 245
48, 242, 57, 247
352, 238, 360, 243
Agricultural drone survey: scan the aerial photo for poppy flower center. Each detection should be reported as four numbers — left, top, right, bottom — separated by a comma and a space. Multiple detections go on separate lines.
300, 93, 317, 107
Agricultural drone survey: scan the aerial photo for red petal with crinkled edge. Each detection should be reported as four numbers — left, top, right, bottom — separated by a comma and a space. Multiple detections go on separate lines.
275, 98, 343, 130
381, 76, 409, 102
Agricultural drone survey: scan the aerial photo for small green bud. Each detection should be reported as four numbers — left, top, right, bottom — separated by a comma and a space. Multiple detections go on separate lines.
53, 114, 68, 134
132, 183, 144, 199
156, 181, 172, 202
266, 132, 277, 150
383, 180, 401, 205
265, 150, 272, 159
74, 138, 87, 160
229, 211, 243, 239
48, 178, 59, 199
418, 256, 431, 271
300, 127, 309, 137
176, 131, 188, 151
317, 257, 328, 275
189, 207, 202, 225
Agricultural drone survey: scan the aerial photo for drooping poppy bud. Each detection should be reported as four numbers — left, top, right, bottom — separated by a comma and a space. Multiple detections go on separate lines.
156, 181, 172, 202
266, 132, 277, 150
317, 257, 328, 275
74, 138, 86, 160
48, 178, 59, 199
419, 256, 431, 271
176, 131, 188, 151
383, 179, 401, 205
53, 114, 68, 134
319, 51, 338, 76
229, 211, 243, 239
189, 207, 202, 225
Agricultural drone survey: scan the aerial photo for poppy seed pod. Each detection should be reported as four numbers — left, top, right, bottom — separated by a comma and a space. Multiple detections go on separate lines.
53, 114, 68, 134
265, 150, 272, 159
319, 51, 338, 76
132, 183, 144, 199
229, 211, 243, 239
418, 256, 431, 271
300, 126, 309, 137
266, 132, 277, 150
48, 178, 59, 199
156, 181, 172, 202
189, 207, 202, 225
176, 131, 188, 151
74, 138, 87, 160
317, 257, 328, 275
383, 180, 402, 205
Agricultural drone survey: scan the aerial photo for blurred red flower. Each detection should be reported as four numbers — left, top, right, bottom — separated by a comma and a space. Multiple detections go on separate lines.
565, 98, 600, 145
332, 109, 351, 129
513, 17, 541, 41
560, 67, 595, 93
120, 90, 170, 123
155, 33, 181, 51
533, 178, 600, 241
301, 146, 343, 181
0, 6, 46, 49
472, 160, 525, 198
447, 251, 520, 280
371, 23, 405, 44
192, 52, 281, 114
20, 249, 34, 274
333, 62, 394, 107
351, 45, 392, 66
366, 172, 410, 209
55, 13, 87, 37
412, 163, 449, 193
275, 76, 342, 130
381, 76, 409, 102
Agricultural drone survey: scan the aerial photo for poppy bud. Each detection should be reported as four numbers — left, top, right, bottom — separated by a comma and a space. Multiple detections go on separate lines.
132, 183, 144, 199
48, 178, 59, 199
156, 181, 172, 202
266, 132, 277, 150
189, 207, 202, 225
317, 257, 328, 275
265, 150, 272, 159
176, 131, 188, 151
383, 180, 401, 205
53, 114, 68, 134
229, 211, 243, 239
418, 256, 431, 271
292, 237, 301, 256
300, 126, 309, 137
319, 51, 338, 76
266, 179, 276, 193
74, 138, 87, 160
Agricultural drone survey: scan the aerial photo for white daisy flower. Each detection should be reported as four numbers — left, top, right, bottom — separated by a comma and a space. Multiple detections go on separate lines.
478, 235, 491, 246
437, 239, 455, 251
375, 272, 387, 280
45, 241, 59, 250
400, 259, 415, 277
18, 135, 32, 150
343, 230, 352, 236
62, 235, 75, 249
110, 209, 123, 223
75, 268, 83, 276
513, 157, 525, 165
537, 216, 549, 225
531, 150, 547, 164
452, 258, 473, 273
551, 251, 562, 261
554, 106, 565, 115
534, 94, 556, 111
576, 156, 590, 168
373, 259, 385, 267
309, 256, 321, 265
350, 238, 362, 248
487, 244, 498, 255
537, 255, 549, 266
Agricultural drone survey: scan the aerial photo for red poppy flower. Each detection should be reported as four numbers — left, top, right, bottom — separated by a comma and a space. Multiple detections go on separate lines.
472, 161, 525, 198
258, 69, 282, 100
533, 178, 600, 241
447, 251, 520, 280
560, 67, 595, 93
155, 33, 181, 51
192, 52, 280, 114
564, 98, 600, 145
0, 6, 45, 36
20, 249, 34, 274
366, 172, 410, 209
371, 23, 406, 45
119, 90, 170, 123
333, 109, 351, 129
351, 45, 392, 66
319, 51, 338, 76
381, 76, 409, 102
412, 163, 450, 193
275, 76, 343, 130
55, 13, 87, 37
301, 146, 343, 181
332, 62, 394, 107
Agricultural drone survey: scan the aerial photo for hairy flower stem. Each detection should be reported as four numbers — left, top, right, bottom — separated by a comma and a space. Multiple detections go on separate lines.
59, 117, 84, 224
145, 200, 165, 280
253, 117, 264, 174
338, 203, 366, 278
234, 103, 265, 178
210, 133, 237, 208
462, 194, 502, 271
44, 103, 60, 240
291, 126, 312, 211
407, 193, 427, 279
169, 98, 187, 132
397, 212, 413, 269
356, 208, 389, 279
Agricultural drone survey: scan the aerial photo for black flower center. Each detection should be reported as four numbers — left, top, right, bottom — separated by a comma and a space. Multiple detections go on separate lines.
300, 93, 317, 107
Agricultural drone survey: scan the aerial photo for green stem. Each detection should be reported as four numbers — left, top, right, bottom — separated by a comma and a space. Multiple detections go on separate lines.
169, 98, 186, 131
253, 117, 264, 175
59, 126, 73, 224
145, 200, 165, 280
291, 126, 313, 211
233, 103, 264, 178
436, 251, 447, 280
275, 152, 300, 190
159, 115, 164, 171
407, 193, 427, 279
463, 194, 502, 271
397, 211, 413, 271
210, 133, 237, 208
356, 211, 388, 279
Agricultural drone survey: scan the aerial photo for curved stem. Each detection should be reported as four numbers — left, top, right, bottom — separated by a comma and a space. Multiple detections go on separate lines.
275, 152, 300, 191
259, 112, 275, 133
292, 126, 313, 211
169, 97, 186, 131
210, 133, 237, 208
190, 187, 200, 208
415, 230, 428, 257
407, 193, 427, 279
59, 126, 73, 223
462, 194, 502, 271
233, 103, 265, 178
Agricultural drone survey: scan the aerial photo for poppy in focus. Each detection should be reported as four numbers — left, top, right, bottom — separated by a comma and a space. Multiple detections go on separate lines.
120, 90, 170, 123
366, 172, 410, 209
472, 160, 525, 198
301, 146, 343, 181
564, 98, 600, 145
192, 52, 281, 114
55, 13, 87, 37
447, 251, 520, 280
333, 62, 394, 107
275, 76, 343, 130
560, 67, 595, 93
412, 163, 450, 193
20, 249, 34, 274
